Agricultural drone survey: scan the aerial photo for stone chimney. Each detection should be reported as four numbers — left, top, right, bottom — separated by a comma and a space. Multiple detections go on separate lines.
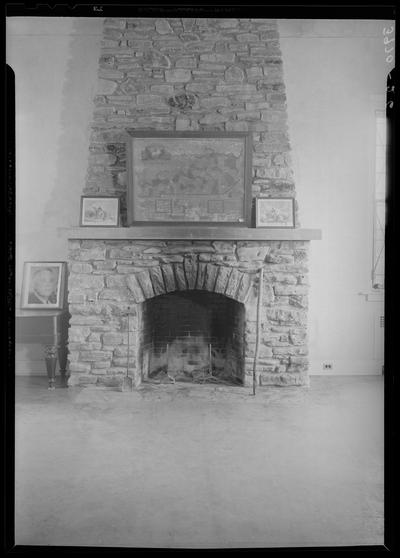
85, 17, 297, 225
66, 18, 320, 389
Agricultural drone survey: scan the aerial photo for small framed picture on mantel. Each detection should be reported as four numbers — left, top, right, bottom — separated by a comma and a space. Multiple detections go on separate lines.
255, 197, 295, 228
80, 196, 120, 227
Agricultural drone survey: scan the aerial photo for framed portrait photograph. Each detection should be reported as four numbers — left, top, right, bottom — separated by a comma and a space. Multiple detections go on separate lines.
126, 131, 252, 226
80, 196, 120, 227
255, 197, 295, 228
21, 262, 67, 309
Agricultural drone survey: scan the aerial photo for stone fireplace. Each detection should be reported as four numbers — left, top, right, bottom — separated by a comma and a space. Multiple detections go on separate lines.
66, 17, 321, 389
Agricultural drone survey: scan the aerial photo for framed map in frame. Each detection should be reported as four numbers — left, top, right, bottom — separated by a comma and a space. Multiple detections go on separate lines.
126, 131, 252, 226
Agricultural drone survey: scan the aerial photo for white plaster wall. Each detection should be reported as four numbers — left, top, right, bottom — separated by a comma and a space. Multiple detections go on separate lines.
7, 17, 103, 374
8, 17, 390, 375
279, 19, 392, 374
7, 16, 103, 298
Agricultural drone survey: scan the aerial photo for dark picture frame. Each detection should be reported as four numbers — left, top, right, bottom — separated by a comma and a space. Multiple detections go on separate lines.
80, 196, 120, 227
255, 197, 295, 228
20, 261, 67, 309
126, 131, 252, 226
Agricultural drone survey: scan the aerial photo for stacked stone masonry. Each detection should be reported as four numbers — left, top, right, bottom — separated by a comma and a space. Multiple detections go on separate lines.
85, 17, 297, 224
67, 240, 309, 387
68, 17, 309, 388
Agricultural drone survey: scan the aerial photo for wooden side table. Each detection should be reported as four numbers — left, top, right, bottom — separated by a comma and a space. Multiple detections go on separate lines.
15, 309, 70, 389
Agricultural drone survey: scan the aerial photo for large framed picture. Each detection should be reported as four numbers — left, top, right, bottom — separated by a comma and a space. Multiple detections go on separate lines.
20, 262, 67, 309
255, 197, 295, 228
80, 196, 120, 227
126, 131, 252, 226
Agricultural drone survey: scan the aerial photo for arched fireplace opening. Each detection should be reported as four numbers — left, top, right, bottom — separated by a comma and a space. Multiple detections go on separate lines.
138, 290, 245, 385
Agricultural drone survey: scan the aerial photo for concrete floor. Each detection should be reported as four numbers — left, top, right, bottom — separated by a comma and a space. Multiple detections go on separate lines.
15, 375, 384, 549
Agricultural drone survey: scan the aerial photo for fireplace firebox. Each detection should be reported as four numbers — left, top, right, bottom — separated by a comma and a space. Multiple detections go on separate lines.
139, 291, 245, 384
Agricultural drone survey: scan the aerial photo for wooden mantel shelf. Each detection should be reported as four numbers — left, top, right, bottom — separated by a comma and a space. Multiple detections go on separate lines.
67, 227, 321, 241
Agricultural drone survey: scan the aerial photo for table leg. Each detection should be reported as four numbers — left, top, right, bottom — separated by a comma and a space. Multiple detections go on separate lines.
58, 343, 68, 387
44, 345, 58, 390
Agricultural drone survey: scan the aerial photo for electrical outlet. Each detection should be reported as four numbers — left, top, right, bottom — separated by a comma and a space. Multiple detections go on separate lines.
323, 363, 333, 370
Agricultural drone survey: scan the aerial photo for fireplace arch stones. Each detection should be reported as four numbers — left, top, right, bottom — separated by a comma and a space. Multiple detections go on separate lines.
125, 262, 255, 304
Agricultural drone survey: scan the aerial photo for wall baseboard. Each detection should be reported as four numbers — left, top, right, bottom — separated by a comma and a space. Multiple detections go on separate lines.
15, 346, 384, 377
309, 359, 383, 376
